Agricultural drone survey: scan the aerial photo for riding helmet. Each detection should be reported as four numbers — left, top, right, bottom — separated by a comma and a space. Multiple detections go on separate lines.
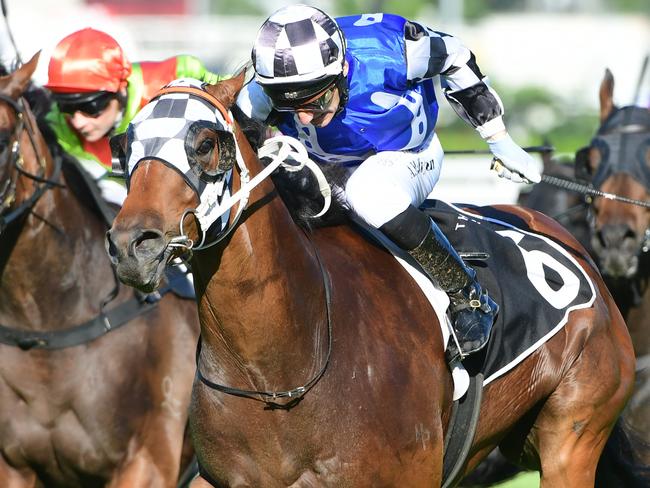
252, 5, 346, 106
46, 28, 132, 94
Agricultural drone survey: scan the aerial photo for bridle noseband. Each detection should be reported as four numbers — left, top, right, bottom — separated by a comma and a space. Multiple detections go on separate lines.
125, 83, 331, 260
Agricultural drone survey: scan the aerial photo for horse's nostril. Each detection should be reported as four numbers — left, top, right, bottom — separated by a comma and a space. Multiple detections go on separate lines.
105, 230, 120, 264
623, 227, 636, 241
598, 223, 636, 249
130, 229, 166, 259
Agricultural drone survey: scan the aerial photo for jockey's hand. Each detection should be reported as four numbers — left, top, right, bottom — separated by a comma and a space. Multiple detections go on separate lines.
487, 133, 541, 184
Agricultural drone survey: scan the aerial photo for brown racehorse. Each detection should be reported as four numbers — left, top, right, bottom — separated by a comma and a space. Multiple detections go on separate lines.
106, 73, 635, 487
0, 55, 199, 487
573, 69, 650, 487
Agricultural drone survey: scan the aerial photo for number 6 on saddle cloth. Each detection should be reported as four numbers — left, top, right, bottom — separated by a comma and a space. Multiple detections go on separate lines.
110, 84, 237, 193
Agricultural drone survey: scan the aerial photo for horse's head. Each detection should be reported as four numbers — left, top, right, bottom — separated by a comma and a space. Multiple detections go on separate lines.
575, 69, 650, 279
106, 72, 253, 292
0, 53, 52, 230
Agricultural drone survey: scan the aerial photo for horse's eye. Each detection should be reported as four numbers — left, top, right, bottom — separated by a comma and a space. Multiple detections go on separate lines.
197, 139, 215, 156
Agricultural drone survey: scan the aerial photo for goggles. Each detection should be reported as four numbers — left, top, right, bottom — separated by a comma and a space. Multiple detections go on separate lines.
272, 85, 337, 114
55, 91, 116, 117
264, 76, 341, 113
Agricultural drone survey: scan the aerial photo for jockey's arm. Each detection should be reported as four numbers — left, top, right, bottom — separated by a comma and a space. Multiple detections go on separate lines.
174, 54, 228, 85
403, 21, 539, 183
403, 21, 505, 141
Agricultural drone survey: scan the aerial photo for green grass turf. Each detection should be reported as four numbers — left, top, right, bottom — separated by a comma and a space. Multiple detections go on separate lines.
491, 471, 540, 487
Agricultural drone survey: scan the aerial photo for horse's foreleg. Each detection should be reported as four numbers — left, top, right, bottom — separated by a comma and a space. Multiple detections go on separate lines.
107, 427, 185, 488
535, 316, 634, 487
189, 475, 214, 488
0, 459, 37, 488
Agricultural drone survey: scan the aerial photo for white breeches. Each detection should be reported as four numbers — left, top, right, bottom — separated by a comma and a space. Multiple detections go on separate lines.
344, 133, 444, 228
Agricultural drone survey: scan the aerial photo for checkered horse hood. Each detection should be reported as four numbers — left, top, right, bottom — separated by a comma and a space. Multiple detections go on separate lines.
125, 78, 237, 196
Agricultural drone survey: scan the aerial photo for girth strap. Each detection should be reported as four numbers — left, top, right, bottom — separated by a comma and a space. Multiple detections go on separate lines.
442, 372, 484, 488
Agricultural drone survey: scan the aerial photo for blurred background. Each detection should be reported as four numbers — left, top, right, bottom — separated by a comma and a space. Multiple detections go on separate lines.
2, 0, 649, 207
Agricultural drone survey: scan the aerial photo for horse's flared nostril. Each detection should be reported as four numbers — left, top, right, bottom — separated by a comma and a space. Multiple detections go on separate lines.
129, 229, 167, 260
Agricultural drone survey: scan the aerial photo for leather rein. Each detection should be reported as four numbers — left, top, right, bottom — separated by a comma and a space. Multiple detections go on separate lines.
0, 92, 162, 350
195, 232, 333, 410
0, 93, 63, 232
152, 86, 334, 409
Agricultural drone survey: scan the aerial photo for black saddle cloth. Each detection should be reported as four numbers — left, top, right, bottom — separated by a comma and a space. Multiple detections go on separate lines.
420, 200, 595, 384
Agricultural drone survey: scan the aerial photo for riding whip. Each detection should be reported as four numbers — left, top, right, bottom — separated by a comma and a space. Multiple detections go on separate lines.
491, 158, 650, 209
446, 145, 554, 155
0, 0, 22, 67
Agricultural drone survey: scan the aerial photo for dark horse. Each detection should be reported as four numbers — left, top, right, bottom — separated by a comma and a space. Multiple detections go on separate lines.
0, 55, 199, 487
106, 73, 634, 487
573, 69, 650, 487
467, 69, 650, 488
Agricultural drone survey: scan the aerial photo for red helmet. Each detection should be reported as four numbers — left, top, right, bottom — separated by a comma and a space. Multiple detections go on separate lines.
46, 28, 132, 93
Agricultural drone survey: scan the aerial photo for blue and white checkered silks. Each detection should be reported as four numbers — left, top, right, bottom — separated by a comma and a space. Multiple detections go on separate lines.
126, 78, 234, 195
252, 5, 345, 86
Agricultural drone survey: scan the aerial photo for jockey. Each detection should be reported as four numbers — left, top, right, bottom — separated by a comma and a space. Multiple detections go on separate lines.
237, 5, 541, 361
45, 27, 225, 206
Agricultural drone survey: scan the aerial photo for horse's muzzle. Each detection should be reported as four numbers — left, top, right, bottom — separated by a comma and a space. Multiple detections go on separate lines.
592, 223, 641, 278
105, 227, 169, 291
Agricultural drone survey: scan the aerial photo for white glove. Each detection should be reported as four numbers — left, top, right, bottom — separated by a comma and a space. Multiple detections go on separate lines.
487, 133, 541, 184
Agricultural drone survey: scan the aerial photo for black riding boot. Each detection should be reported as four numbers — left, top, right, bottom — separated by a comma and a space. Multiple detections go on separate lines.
380, 206, 498, 362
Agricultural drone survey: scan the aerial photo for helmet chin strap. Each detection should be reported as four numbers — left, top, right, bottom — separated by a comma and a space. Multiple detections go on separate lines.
334, 70, 349, 116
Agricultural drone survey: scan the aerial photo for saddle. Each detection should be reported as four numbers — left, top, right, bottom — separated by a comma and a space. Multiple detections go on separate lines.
418, 199, 596, 384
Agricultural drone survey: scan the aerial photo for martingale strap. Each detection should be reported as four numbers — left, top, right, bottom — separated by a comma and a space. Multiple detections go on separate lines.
0, 298, 157, 350
0, 276, 183, 350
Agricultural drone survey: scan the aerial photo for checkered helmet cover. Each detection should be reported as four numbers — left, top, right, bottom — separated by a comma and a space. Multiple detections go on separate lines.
125, 78, 232, 194
252, 4, 345, 88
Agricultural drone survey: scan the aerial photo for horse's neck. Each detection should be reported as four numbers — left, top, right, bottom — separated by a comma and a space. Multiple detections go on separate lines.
194, 188, 328, 388
0, 172, 116, 329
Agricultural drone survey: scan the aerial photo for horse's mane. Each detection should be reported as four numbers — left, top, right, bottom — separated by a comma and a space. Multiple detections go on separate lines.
16, 82, 114, 224
20, 82, 73, 166
230, 104, 350, 230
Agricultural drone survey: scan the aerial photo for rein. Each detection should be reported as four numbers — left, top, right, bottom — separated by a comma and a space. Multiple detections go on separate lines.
0, 93, 165, 350
127, 84, 336, 407
0, 93, 64, 232
195, 230, 333, 409
173, 135, 332, 255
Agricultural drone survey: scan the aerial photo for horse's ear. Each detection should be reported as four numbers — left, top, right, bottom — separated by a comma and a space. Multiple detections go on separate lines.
599, 68, 615, 123
0, 51, 40, 98
575, 146, 602, 182
204, 70, 247, 109
574, 147, 591, 181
